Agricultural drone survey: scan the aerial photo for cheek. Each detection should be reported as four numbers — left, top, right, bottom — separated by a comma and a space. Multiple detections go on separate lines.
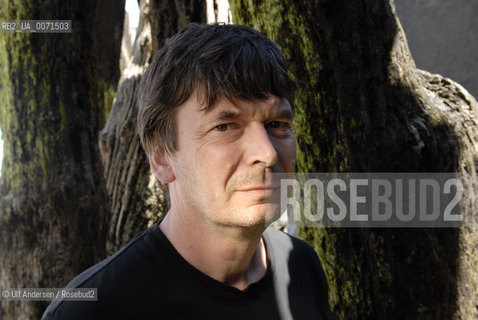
278, 138, 297, 172
196, 143, 240, 179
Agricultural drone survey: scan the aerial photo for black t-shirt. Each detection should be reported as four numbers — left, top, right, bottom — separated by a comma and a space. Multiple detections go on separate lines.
41, 224, 332, 320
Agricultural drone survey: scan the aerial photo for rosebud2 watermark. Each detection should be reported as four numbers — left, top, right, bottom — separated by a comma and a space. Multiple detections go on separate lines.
266, 173, 477, 228
0, 288, 97, 301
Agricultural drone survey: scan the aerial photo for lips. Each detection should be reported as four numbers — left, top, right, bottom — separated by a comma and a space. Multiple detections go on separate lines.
235, 185, 281, 201
237, 185, 280, 192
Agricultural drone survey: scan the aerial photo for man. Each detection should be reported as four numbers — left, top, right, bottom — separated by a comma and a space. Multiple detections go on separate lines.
42, 23, 332, 320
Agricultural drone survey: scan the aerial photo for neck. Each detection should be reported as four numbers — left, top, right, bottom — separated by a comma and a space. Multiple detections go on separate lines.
159, 207, 268, 290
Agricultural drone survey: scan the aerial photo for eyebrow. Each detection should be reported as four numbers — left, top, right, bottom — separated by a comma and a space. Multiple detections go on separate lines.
214, 110, 242, 121
214, 107, 293, 121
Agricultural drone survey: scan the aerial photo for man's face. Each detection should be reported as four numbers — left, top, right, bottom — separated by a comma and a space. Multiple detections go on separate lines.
165, 92, 296, 229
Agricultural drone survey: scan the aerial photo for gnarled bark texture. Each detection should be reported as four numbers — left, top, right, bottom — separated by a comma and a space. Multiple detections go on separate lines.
99, 0, 206, 253
229, 0, 478, 319
0, 1, 124, 319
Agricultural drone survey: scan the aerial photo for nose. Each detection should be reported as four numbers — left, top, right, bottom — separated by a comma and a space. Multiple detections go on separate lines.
243, 122, 278, 168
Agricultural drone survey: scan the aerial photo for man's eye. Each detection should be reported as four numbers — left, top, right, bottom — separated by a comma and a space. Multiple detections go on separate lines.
214, 124, 229, 131
267, 121, 289, 129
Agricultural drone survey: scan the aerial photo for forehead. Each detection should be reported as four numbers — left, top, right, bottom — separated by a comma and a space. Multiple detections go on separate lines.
200, 94, 293, 119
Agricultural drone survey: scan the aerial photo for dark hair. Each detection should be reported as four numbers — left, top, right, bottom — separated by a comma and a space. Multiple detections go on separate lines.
137, 23, 295, 155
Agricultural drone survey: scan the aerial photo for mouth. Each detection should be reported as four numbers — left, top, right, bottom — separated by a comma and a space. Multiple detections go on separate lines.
237, 185, 281, 192
236, 185, 281, 199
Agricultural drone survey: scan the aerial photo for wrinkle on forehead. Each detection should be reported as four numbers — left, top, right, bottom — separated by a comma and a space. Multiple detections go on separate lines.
203, 94, 292, 118
196, 88, 291, 112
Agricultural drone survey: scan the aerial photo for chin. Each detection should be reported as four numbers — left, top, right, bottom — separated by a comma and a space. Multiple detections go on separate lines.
235, 203, 281, 229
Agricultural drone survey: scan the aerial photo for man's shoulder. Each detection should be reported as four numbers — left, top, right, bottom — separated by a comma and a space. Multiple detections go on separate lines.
263, 227, 332, 320
263, 226, 326, 281
263, 227, 318, 260
66, 226, 152, 286
41, 226, 155, 319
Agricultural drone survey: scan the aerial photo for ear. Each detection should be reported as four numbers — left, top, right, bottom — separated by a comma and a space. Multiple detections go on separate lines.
149, 150, 176, 184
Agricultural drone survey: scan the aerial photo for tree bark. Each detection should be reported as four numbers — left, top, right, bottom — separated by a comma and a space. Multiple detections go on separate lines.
99, 0, 207, 253
0, 1, 124, 319
229, 0, 478, 319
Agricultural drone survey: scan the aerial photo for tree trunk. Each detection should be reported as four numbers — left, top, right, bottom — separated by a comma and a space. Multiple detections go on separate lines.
99, 0, 207, 253
0, 1, 124, 319
229, 0, 478, 319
